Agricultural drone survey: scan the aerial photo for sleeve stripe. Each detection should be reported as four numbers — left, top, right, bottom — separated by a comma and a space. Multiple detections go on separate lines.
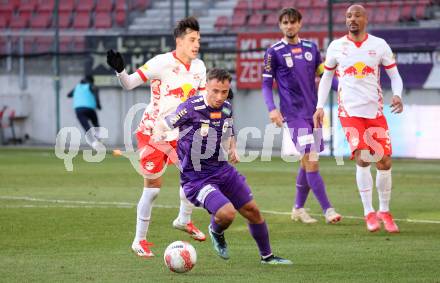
136, 69, 148, 82
262, 74, 272, 77
383, 63, 397, 69
198, 87, 206, 90
324, 65, 337, 71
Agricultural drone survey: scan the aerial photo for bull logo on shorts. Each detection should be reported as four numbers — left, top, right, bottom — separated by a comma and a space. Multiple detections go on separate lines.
351, 137, 359, 147
145, 161, 155, 171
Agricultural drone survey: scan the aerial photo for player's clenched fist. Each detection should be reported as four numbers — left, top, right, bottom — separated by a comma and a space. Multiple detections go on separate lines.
313, 108, 324, 129
106, 49, 126, 73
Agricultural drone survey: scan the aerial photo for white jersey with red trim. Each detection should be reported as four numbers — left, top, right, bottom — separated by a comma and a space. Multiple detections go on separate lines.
135, 51, 207, 140
324, 34, 396, 118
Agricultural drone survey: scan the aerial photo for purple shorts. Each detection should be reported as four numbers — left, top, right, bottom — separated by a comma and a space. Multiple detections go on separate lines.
182, 165, 253, 215
286, 117, 324, 154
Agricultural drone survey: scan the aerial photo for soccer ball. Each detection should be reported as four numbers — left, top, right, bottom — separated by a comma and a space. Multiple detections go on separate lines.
163, 241, 197, 273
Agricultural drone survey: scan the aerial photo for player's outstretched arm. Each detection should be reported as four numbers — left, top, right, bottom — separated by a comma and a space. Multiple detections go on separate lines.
314, 68, 335, 128
107, 49, 144, 90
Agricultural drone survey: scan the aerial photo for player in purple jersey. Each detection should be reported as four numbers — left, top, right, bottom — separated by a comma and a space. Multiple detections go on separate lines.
154, 68, 292, 265
262, 8, 342, 224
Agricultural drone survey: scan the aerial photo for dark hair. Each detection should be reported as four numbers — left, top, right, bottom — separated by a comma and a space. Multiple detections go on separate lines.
173, 16, 200, 39
207, 68, 232, 83
84, 74, 94, 84
278, 8, 302, 23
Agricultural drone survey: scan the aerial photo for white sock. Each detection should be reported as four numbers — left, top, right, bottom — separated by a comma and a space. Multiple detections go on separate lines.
376, 168, 392, 212
356, 165, 374, 216
134, 187, 160, 243
177, 186, 193, 225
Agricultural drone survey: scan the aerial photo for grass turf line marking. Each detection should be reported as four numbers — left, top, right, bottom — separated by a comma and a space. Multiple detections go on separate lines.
1, 195, 440, 224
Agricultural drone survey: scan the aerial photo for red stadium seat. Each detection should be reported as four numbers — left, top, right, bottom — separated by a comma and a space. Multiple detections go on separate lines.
73, 36, 85, 51
115, 0, 126, 11
38, 0, 54, 12
400, 5, 413, 21
30, 11, 52, 28
132, 0, 150, 11
388, 7, 401, 23
0, 11, 11, 27
251, 0, 264, 11
9, 14, 29, 29
266, 0, 282, 11
18, 0, 37, 13
235, 0, 248, 12
35, 36, 52, 52
264, 13, 278, 26
76, 0, 94, 12
58, 11, 72, 28
59, 0, 75, 12
96, 0, 114, 13
247, 13, 264, 28
414, 4, 427, 19
281, 0, 296, 8
95, 12, 112, 28
0, 0, 19, 13
114, 10, 126, 26
231, 11, 247, 28
72, 12, 90, 29
214, 15, 229, 32
310, 8, 323, 25
60, 36, 72, 52
24, 36, 35, 53
312, 0, 326, 8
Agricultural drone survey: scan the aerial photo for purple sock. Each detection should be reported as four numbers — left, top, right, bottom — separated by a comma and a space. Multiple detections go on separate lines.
248, 221, 272, 257
306, 171, 332, 213
295, 167, 310, 209
210, 214, 224, 234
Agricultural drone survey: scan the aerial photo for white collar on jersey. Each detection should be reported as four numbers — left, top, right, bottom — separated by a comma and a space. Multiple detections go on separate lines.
281, 37, 301, 45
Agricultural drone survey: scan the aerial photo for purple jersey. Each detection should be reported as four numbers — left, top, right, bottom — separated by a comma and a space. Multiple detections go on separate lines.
165, 95, 234, 183
262, 39, 321, 119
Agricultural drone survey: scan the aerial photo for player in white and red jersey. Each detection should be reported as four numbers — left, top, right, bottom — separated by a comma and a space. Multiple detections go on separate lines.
106, 17, 206, 258
313, 5, 403, 233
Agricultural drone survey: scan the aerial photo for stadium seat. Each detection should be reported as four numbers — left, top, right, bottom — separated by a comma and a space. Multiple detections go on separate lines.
38, 0, 54, 12
115, 0, 126, 11
30, 12, 52, 29
235, 0, 248, 12
214, 15, 229, 32
9, 14, 29, 29
35, 36, 52, 52
96, 0, 114, 13
76, 0, 95, 13
18, 0, 37, 14
373, 4, 388, 24
281, 0, 296, 8
251, 0, 264, 11
114, 10, 126, 26
387, 7, 401, 23
0, 0, 19, 13
312, 0, 327, 8
23, 36, 35, 53
0, 11, 11, 28
333, 8, 346, 24
310, 8, 323, 25
95, 12, 112, 28
59, 0, 75, 12
266, 0, 282, 11
400, 4, 413, 21
231, 11, 247, 30
58, 11, 72, 28
264, 13, 278, 26
247, 13, 264, 28
72, 12, 91, 29
60, 36, 72, 52
73, 36, 85, 51
414, 4, 427, 19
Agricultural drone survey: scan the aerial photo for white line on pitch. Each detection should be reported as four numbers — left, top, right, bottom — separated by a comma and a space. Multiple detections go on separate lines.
1, 195, 440, 224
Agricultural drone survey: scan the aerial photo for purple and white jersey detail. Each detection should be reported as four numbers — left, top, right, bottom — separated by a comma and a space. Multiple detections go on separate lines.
262, 39, 322, 119
165, 95, 234, 183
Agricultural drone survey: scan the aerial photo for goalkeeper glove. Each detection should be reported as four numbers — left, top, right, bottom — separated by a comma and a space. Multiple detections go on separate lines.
106, 49, 125, 73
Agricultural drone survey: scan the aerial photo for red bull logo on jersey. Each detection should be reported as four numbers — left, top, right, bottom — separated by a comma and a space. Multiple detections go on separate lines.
342, 62, 375, 79
166, 83, 196, 102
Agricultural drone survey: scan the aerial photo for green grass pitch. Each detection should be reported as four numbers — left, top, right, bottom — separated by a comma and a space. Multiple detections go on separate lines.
1, 148, 439, 282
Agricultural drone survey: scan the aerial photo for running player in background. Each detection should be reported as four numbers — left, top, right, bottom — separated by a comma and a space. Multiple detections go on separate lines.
314, 5, 403, 233
155, 68, 292, 265
262, 8, 342, 224
106, 16, 206, 258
